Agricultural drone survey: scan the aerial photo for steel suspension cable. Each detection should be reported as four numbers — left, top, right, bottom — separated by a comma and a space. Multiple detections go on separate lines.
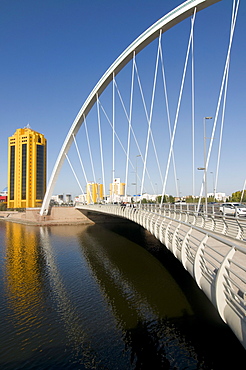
112, 72, 115, 201
132, 47, 163, 194
240, 179, 246, 203
72, 133, 92, 201
65, 153, 84, 195
97, 93, 148, 197
125, 53, 135, 198
161, 9, 197, 207
97, 99, 135, 172
140, 35, 160, 196
84, 114, 96, 184
72, 134, 87, 183
112, 78, 152, 193
96, 94, 106, 198
191, 16, 195, 197
98, 97, 147, 195
159, 33, 178, 197
214, 0, 240, 194
196, 0, 239, 211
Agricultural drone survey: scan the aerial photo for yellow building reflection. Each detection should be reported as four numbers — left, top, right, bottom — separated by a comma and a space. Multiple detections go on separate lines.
5, 222, 43, 322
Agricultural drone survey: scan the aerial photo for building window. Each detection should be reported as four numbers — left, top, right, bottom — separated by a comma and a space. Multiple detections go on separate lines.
36, 144, 45, 199
22, 144, 27, 199
10, 146, 15, 200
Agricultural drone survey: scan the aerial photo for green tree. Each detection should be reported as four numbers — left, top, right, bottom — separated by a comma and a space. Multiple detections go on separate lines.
231, 191, 242, 202
186, 195, 195, 203
168, 195, 175, 203
0, 203, 7, 211
208, 195, 215, 202
156, 195, 167, 203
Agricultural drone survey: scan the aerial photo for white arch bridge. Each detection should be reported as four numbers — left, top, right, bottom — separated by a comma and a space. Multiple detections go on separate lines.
40, 0, 246, 349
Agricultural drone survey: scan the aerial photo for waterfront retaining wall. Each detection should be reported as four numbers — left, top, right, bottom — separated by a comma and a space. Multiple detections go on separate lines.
0, 207, 94, 226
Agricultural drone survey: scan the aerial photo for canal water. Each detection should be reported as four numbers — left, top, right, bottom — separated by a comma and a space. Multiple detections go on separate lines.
0, 219, 245, 369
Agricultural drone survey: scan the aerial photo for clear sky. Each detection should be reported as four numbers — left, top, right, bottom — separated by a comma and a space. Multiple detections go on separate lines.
0, 0, 245, 198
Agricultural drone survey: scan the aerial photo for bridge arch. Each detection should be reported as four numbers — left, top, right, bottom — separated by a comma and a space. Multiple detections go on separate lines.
40, 0, 221, 215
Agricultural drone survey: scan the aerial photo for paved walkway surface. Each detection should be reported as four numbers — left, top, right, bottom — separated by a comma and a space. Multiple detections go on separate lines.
0, 207, 93, 226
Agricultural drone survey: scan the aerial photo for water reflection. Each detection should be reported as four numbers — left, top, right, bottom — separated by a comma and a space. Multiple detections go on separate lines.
3, 223, 47, 363
78, 225, 193, 324
1, 221, 245, 369
77, 224, 203, 368
5, 223, 45, 318
39, 227, 97, 368
5, 222, 43, 313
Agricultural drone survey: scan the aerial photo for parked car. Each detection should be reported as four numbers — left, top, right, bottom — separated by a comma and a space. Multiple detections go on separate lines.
219, 203, 246, 216
174, 200, 186, 205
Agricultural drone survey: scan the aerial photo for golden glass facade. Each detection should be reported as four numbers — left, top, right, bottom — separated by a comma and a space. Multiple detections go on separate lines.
7, 127, 47, 208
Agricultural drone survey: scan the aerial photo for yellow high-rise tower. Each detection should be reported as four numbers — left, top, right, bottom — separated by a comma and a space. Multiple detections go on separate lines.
86, 182, 103, 204
110, 178, 125, 201
7, 127, 47, 208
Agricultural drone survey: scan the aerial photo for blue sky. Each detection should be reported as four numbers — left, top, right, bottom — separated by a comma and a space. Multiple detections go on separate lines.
0, 0, 245, 198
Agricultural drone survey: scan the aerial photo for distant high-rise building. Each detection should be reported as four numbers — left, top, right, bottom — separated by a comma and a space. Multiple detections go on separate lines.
86, 182, 103, 204
110, 178, 125, 200
7, 127, 47, 208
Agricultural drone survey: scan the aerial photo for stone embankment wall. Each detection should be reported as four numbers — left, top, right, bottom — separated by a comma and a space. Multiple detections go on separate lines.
0, 207, 94, 226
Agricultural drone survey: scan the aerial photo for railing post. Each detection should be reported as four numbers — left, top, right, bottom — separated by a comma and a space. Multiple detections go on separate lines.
154, 215, 161, 238
180, 227, 192, 269
158, 217, 166, 245
136, 208, 141, 224
184, 210, 189, 223
149, 213, 156, 233
235, 219, 243, 240
164, 220, 173, 250
193, 234, 208, 288
172, 223, 181, 258
210, 215, 216, 232
215, 247, 236, 322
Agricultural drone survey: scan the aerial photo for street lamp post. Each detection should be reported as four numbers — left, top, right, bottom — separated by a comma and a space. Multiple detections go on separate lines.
177, 178, 180, 200
203, 116, 213, 214
135, 155, 141, 204
210, 171, 215, 201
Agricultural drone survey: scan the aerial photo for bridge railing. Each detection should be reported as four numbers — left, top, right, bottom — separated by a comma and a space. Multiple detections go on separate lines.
76, 203, 246, 349
139, 203, 246, 242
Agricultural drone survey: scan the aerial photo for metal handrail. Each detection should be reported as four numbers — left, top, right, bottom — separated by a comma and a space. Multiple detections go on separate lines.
139, 203, 246, 242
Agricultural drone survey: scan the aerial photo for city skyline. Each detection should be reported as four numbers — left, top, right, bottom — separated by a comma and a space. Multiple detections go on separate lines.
0, 0, 245, 199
